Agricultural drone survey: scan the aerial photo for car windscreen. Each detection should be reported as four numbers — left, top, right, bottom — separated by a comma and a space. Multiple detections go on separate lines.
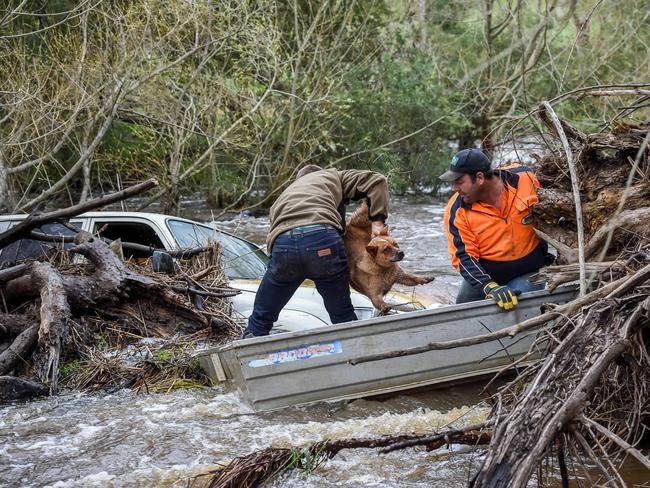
166, 219, 268, 280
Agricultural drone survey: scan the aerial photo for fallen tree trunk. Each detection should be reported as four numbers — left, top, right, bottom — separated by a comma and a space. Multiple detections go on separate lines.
0, 313, 35, 337
0, 376, 47, 402
27, 228, 214, 260
0, 263, 30, 283
529, 260, 627, 292
584, 207, 650, 259
31, 261, 71, 395
206, 423, 492, 488
534, 207, 650, 264
0, 325, 38, 376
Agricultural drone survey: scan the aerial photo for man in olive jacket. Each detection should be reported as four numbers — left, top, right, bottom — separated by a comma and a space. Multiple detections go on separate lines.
243, 165, 389, 337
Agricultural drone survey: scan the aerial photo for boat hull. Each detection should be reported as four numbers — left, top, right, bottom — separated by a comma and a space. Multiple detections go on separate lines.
198, 286, 577, 411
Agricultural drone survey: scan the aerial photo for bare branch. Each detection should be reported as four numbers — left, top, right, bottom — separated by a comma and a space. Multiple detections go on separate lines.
539, 102, 586, 295
0, 178, 157, 249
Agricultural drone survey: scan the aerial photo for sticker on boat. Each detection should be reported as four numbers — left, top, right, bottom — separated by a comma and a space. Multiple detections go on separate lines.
248, 341, 343, 367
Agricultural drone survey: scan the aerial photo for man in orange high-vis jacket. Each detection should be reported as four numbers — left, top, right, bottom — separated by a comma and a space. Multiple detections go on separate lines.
440, 149, 554, 310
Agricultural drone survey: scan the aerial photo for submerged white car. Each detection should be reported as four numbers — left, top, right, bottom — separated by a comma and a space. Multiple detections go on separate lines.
0, 212, 423, 333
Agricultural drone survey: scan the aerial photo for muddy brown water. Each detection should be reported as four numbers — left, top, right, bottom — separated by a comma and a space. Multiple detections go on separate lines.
1, 197, 646, 487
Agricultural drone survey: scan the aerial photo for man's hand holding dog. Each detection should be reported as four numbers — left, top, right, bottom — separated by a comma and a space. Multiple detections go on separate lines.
371, 221, 387, 237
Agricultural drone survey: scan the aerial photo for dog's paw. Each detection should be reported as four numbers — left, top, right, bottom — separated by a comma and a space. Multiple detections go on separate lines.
378, 306, 393, 316
418, 275, 435, 285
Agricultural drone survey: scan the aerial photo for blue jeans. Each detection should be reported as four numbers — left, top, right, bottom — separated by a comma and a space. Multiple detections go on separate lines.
456, 271, 544, 304
245, 226, 357, 336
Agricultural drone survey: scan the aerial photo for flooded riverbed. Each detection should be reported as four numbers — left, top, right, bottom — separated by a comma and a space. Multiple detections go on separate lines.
2, 197, 644, 487
1, 197, 492, 487
0, 384, 493, 487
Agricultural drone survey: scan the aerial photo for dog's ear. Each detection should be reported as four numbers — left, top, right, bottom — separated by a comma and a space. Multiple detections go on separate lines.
365, 243, 378, 256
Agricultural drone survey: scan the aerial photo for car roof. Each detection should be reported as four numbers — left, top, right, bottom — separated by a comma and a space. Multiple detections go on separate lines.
0, 211, 225, 228
0, 211, 245, 241
2, 211, 183, 223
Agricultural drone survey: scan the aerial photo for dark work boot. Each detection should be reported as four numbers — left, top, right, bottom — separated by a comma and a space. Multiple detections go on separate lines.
241, 330, 256, 340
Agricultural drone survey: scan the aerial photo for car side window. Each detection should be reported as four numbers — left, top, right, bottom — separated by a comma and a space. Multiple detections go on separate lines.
93, 221, 165, 260
0, 222, 77, 265
166, 220, 212, 248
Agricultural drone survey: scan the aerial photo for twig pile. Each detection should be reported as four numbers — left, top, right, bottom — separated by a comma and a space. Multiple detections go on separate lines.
533, 116, 650, 267
60, 244, 242, 392
468, 107, 650, 487
472, 261, 650, 487
1, 233, 240, 398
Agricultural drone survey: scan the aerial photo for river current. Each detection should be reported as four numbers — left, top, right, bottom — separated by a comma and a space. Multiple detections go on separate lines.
2, 198, 644, 487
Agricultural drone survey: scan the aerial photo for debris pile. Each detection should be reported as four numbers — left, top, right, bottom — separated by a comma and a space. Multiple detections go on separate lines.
534, 113, 650, 269
0, 182, 241, 402
471, 105, 650, 487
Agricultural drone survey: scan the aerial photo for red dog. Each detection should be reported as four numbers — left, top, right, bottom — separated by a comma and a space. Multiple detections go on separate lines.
344, 201, 434, 314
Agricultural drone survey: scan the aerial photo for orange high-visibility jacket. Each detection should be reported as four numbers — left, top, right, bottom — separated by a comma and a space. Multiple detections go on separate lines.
443, 164, 548, 291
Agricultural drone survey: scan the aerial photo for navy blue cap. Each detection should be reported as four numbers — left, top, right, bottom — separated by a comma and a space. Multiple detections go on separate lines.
439, 149, 492, 181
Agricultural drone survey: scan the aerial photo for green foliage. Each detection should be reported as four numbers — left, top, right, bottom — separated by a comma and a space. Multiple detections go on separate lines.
1, 0, 648, 211
337, 46, 467, 191
146, 378, 207, 393
152, 348, 175, 363
58, 360, 82, 380
417, 0, 650, 136
98, 121, 169, 182
146, 344, 210, 392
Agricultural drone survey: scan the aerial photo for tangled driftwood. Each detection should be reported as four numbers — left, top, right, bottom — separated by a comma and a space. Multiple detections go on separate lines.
533, 110, 650, 266
202, 424, 492, 488
465, 101, 650, 488
0, 182, 240, 401
471, 261, 650, 487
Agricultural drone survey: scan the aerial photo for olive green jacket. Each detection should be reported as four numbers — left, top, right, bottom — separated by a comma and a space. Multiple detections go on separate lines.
266, 169, 389, 252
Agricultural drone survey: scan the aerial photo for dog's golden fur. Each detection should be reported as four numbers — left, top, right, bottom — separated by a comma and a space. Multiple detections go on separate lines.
344, 201, 434, 313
